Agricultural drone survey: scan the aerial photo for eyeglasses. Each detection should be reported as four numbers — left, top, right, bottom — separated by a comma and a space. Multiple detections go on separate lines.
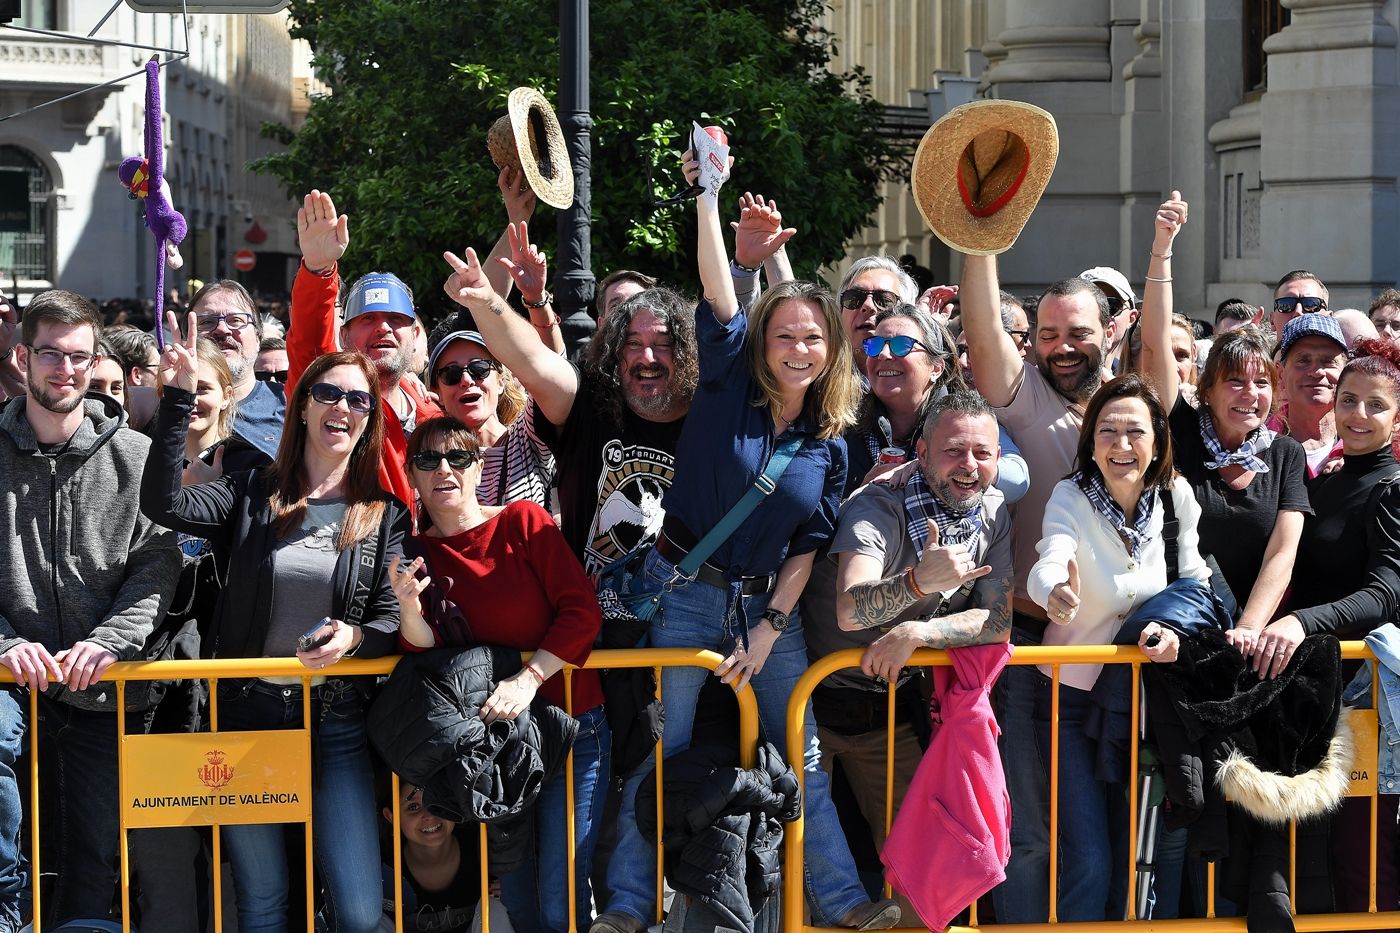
255, 369, 289, 384
26, 345, 97, 370
194, 312, 256, 334
1007, 329, 1030, 344
433, 359, 499, 387
1376, 319, 1400, 334
1273, 296, 1327, 315
307, 382, 375, 413
862, 335, 932, 359
840, 287, 901, 313
411, 448, 480, 472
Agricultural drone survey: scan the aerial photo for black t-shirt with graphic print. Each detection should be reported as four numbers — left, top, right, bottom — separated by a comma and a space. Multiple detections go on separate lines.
534, 375, 685, 575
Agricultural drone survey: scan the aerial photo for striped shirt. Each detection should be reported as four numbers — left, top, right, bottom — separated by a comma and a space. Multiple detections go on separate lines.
478, 398, 556, 510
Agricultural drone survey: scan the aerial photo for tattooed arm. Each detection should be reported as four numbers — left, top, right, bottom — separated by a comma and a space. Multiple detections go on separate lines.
858, 572, 1012, 682
837, 553, 927, 632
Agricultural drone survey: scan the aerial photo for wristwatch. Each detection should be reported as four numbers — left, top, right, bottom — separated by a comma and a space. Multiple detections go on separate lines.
761, 607, 791, 632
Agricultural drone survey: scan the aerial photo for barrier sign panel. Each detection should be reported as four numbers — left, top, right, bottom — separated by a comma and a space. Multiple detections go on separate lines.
122, 730, 311, 828
1347, 707, 1379, 797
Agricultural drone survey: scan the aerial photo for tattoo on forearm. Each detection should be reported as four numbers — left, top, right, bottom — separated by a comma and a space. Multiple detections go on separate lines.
849, 572, 920, 629
488, 296, 509, 317
916, 573, 1013, 648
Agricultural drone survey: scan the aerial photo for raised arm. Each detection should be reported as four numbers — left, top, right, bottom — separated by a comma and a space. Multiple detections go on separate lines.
442, 242, 578, 426
289, 190, 349, 389
480, 166, 538, 300
959, 254, 1024, 407
1136, 191, 1188, 404
686, 149, 739, 323
730, 191, 797, 308
497, 222, 565, 354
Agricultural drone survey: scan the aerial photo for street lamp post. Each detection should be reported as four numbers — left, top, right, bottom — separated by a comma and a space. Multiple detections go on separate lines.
556, 0, 595, 358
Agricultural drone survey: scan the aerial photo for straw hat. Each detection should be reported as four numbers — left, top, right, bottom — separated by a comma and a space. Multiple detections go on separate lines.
910, 100, 1058, 256
486, 87, 574, 210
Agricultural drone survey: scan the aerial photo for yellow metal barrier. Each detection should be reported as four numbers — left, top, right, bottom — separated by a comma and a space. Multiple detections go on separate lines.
10, 647, 759, 933
784, 642, 1396, 933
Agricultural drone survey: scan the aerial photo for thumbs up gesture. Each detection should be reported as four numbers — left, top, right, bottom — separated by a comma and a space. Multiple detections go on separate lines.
912, 520, 993, 596
1048, 557, 1081, 624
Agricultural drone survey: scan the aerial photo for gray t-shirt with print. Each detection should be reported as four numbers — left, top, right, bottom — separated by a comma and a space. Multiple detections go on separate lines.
264, 496, 347, 657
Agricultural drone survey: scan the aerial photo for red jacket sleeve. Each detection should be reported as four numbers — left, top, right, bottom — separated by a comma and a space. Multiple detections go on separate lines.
515, 503, 602, 667
287, 261, 340, 395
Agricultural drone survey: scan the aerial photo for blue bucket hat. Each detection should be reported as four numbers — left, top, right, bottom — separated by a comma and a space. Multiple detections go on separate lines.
1277, 313, 1346, 360
344, 272, 416, 321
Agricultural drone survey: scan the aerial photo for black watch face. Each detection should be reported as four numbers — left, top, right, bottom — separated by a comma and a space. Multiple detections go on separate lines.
765, 609, 789, 630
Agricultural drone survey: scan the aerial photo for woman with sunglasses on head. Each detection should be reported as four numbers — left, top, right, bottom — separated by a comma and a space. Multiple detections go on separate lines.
592, 148, 896, 933
848, 303, 1028, 502
388, 414, 604, 933
425, 328, 554, 510
141, 314, 408, 933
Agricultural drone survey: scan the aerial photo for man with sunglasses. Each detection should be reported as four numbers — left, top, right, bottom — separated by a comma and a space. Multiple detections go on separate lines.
0, 290, 180, 931
837, 256, 919, 370
186, 279, 286, 460
1271, 270, 1331, 336
1079, 266, 1138, 373
959, 190, 1189, 924
256, 336, 289, 385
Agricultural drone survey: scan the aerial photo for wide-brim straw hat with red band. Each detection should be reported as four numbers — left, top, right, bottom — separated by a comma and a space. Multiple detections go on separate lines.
486, 87, 574, 211
911, 99, 1058, 256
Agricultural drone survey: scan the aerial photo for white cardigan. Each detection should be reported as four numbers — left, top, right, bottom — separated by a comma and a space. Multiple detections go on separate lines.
1028, 475, 1210, 690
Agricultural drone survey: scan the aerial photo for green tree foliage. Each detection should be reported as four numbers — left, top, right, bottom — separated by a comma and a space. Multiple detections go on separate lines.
256, 0, 899, 322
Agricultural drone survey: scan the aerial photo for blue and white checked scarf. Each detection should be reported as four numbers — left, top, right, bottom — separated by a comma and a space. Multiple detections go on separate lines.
904, 467, 983, 561
1075, 470, 1157, 559
1199, 410, 1275, 473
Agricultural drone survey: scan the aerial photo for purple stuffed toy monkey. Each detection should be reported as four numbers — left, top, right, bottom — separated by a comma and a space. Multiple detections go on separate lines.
118, 56, 187, 349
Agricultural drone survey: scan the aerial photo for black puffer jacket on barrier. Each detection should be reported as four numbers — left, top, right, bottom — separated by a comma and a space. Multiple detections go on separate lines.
367, 645, 578, 872
635, 742, 800, 933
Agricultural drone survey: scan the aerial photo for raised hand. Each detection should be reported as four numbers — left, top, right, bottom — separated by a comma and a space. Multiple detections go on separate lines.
388, 555, 430, 618
1154, 189, 1188, 252
730, 192, 796, 269
497, 222, 548, 305
918, 285, 959, 321
297, 190, 349, 274
1048, 556, 1081, 624
442, 247, 498, 310
498, 166, 537, 225
159, 310, 199, 393
912, 520, 992, 596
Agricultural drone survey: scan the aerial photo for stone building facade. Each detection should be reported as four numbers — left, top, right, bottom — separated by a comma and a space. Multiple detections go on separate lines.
831, 0, 1400, 318
0, 2, 312, 304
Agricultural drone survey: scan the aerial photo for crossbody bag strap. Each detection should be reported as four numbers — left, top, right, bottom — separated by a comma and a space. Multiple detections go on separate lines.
1160, 486, 1180, 584
343, 516, 383, 628
676, 434, 805, 577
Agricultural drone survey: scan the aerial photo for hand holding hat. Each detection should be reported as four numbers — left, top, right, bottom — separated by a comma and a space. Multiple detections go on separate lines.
487, 88, 574, 211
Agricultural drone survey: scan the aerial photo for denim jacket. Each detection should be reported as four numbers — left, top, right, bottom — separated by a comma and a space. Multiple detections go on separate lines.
1343, 622, 1400, 791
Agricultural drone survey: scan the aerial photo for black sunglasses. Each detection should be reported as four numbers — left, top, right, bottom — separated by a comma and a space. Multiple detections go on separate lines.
840, 287, 900, 313
862, 335, 932, 358
307, 382, 375, 414
434, 359, 500, 387
255, 369, 289, 384
411, 448, 480, 472
1273, 296, 1327, 314
1105, 296, 1134, 316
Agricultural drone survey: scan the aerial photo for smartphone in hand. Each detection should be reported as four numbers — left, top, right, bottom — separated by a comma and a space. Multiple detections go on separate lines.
297, 617, 334, 653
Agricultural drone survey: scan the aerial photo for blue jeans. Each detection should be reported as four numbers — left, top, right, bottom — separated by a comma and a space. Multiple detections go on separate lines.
217, 679, 381, 933
500, 704, 611, 933
991, 628, 1050, 923
1033, 677, 1129, 922
604, 549, 869, 927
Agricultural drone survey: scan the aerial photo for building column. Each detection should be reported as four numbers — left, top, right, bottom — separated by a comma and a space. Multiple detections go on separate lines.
1258, 0, 1400, 308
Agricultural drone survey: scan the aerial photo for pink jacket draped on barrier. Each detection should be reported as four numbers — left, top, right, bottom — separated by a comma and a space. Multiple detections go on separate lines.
881, 642, 1013, 931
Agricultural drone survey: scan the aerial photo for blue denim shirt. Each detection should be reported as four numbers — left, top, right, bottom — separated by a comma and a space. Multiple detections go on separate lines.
1343, 622, 1400, 791
663, 300, 847, 578
234, 378, 286, 460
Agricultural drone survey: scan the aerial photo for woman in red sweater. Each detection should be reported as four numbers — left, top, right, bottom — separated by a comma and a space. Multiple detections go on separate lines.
388, 415, 605, 933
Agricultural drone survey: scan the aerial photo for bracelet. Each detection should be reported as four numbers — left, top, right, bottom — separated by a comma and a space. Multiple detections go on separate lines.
522, 664, 546, 686
1150, 250, 1173, 260
1144, 274, 1173, 283
731, 258, 760, 275
531, 309, 561, 329
523, 290, 552, 309
905, 567, 928, 599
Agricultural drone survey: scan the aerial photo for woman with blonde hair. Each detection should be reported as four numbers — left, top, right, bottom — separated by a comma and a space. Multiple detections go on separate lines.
592, 149, 897, 933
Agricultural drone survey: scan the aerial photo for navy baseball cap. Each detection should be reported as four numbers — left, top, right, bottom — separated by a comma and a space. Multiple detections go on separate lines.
1277, 313, 1346, 360
344, 272, 416, 321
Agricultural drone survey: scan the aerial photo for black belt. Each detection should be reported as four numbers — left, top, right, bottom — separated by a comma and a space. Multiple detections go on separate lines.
655, 529, 776, 596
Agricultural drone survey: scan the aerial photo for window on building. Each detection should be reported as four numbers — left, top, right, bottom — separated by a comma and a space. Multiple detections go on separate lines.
0, 146, 54, 283
18, 0, 58, 29
1244, 0, 1290, 97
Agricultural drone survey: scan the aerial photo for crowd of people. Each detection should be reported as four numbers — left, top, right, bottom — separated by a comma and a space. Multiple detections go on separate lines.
0, 119, 1398, 933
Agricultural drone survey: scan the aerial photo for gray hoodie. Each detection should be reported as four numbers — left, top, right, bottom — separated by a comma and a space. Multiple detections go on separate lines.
0, 394, 180, 711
